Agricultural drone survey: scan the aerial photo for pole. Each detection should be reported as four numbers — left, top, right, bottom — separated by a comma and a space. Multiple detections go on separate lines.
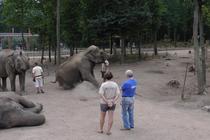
56, 0, 60, 65
181, 63, 189, 100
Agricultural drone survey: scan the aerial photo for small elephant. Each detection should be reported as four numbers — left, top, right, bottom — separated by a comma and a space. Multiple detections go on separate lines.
54, 45, 108, 89
0, 92, 45, 129
0, 49, 30, 92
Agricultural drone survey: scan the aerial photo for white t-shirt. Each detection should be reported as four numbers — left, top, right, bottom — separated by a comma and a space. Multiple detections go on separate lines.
32, 66, 43, 77
99, 81, 120, 104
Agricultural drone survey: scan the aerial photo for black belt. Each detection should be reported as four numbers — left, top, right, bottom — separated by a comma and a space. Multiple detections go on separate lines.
35, 75, 42, 77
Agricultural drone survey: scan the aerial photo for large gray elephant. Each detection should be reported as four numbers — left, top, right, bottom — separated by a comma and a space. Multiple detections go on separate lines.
54, 45, 107, 89
0, 49, 30, 92
0, 92, 45, 129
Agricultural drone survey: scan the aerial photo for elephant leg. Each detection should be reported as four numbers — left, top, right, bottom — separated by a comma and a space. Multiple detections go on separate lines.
57, 76, 64, 87
19, 72, 26, 92
80, 70, 99, 87
9, 75, 16, 91
2, 77, 8, 91
19, 98, 43, 113
24, 103, 43, 114
63, 83, 74, 90
2, 110, 45, 128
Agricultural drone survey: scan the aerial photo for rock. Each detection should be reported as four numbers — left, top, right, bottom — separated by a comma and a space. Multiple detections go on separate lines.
167, 80, 180, 88
202, 106, 210, 112
188, 65, 195, 72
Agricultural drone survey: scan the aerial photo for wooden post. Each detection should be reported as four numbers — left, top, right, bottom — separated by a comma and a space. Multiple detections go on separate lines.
181, 63, 189, 100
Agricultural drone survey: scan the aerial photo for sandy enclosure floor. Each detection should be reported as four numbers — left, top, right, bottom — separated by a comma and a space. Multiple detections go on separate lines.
1, 49, 210, 140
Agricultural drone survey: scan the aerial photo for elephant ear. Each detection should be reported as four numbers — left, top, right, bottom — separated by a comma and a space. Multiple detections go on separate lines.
6, 53, 15, 70
85, 45, 99, 63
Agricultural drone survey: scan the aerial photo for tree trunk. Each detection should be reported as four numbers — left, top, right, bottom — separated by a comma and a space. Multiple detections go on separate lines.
70, 45, 74, 56
76, 47, 78, 54
130, 45, 133, 55
113, 42, 117, 55
54, 41, 57, 65
193, 0, 204, 94
41, 35, 45, 64
183, 28, 187, 42
138, 36, 142, 60
48, 37, 52, 62
167, 25, 171, 44
153, 30, 158, 55
138, 34, 142, 60
129, 42, 133, 55
21, 3, 26, 50
199, 3, 206, 86
120, 38, 125, 63
123, 40, 126, 57
21, 31, 26, 50
109, 34, 112, 54
173, 28, 177, 47
56, 0, 61, 65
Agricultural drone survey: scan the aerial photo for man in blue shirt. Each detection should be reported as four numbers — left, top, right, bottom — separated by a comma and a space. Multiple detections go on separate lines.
121, 70, 137, 130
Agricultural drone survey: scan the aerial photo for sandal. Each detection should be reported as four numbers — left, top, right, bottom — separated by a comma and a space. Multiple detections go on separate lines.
97, 130, 103, 134
106, 132, 112, 135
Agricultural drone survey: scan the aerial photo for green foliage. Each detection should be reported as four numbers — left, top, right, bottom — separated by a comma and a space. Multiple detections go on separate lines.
2, 0, 32, 30
203, 1, 210, 27
61, 0, 83, 46
0, 0, 210, 49
86, 0, 150, 37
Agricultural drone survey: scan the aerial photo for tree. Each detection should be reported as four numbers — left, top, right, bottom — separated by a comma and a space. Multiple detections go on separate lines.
161, 0, 193, 42
2, 0, 34, 47
148, 0, 166, 55
60, 0, 83, 56
193, 0, 206, 94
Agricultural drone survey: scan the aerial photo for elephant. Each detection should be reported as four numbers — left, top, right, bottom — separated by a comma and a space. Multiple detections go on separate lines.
0, 92, 45, 129
0, 49, 30, 93
53, 45, 108, 89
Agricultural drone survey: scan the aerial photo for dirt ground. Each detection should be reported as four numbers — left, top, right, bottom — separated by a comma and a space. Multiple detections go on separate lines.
1, 49, 210, 140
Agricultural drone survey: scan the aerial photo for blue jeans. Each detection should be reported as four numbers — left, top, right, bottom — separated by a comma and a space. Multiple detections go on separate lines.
121, 97, 134, 129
